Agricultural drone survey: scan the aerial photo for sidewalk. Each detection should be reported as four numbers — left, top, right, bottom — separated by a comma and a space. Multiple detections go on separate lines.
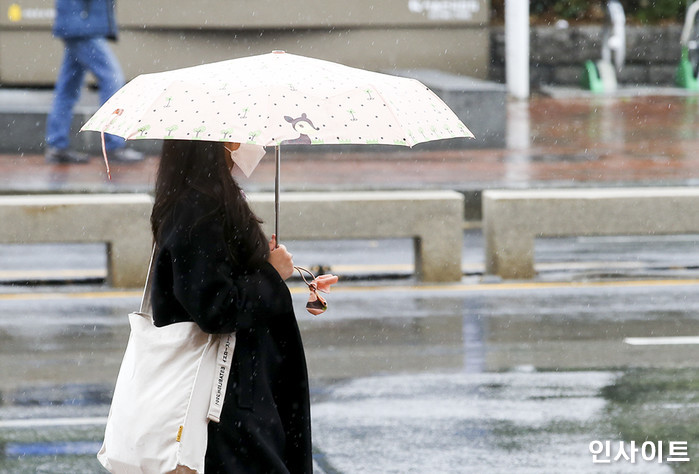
2, 94, 699, 197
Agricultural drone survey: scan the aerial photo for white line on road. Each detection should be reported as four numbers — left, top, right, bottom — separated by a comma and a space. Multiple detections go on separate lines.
0, 417, 107, 429
624, 336, 699, 346
0, 269, 105, 280
2, 278, 699, 302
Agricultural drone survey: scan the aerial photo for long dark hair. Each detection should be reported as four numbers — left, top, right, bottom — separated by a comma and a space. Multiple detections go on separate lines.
151, 140, 269, 268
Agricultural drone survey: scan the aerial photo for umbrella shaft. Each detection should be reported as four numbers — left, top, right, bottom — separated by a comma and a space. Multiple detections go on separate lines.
275, 146, 280, 247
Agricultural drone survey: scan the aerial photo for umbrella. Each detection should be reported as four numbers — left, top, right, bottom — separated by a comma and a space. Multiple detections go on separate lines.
82, 50, 474, 240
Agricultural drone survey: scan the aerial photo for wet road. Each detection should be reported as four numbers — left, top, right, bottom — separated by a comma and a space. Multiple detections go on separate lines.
2, 280, 698, 473
3, 232, 699, 472
1, 91, 698, 472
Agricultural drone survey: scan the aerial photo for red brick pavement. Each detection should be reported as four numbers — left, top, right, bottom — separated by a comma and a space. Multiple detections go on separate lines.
2, 95, 698, 193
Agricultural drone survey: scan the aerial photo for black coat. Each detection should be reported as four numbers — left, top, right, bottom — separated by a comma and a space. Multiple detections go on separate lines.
151, 188, 312, 474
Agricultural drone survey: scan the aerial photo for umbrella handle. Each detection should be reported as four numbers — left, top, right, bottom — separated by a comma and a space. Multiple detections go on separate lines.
275, 145, 281, 248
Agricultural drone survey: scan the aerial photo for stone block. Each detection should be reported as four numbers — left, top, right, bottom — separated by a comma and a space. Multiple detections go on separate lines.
552, 66, 583, 86
531, 65, 558, 88
569, 26, 604, 63
0, 194, 153, 287
0, 191, 465, 284
531, 27, 576, 65
616, 65, 650, 85
648, 66, 678, 86
626, 26, 682, 63
249, 190, 465, 282
489, 24, 683, 88
532, 26, 603, 65
483, 188, 699, 279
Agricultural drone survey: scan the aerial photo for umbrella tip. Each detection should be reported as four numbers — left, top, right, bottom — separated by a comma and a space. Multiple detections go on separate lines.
272, 50, 286, 54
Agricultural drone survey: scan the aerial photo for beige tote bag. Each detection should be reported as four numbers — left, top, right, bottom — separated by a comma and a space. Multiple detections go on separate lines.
98, 248, 235, 473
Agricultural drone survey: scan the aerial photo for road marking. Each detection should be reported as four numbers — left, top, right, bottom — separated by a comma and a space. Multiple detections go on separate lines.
0, 417, 106, 428
0, 269, 105, 280
326, 263, 413, 272
0, 265, 413, 280
330, 263, 483, 273
334, 278, 699, 294
0, 290, 142, 301
0, 261, 653, 278
2, 278, 699, 302
624, 336, 699, 346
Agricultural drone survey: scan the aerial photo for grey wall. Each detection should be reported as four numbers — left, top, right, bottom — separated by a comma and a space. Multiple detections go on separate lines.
490, 25, 683, 88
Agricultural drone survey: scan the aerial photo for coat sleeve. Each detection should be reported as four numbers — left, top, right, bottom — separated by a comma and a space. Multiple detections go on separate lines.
163, 202, 292, 334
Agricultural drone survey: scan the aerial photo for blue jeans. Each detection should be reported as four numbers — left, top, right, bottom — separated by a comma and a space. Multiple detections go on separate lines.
46, 37, 125, 151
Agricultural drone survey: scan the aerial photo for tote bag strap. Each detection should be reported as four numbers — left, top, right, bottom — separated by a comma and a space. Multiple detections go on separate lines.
136, 243, 236, 424
139, 244, 157, 314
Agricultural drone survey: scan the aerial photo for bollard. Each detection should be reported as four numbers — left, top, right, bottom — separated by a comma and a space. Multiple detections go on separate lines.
676, 1, 699, 90
582, 0, 626, 93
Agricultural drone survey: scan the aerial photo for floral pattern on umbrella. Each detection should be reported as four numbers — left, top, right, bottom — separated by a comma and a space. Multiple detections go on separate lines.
82, 51, 473, 148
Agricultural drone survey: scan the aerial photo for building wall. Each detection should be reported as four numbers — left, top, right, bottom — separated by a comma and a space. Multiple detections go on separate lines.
0, 0, 491, 85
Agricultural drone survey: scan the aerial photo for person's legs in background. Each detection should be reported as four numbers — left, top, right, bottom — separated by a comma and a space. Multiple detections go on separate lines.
45, 37, 144, 164
82, 37, 144, 162
45, 39, 90, 163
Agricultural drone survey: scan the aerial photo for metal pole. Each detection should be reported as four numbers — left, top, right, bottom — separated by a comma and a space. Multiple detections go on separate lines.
505, 0, 530, 100
275, 145, 281, 247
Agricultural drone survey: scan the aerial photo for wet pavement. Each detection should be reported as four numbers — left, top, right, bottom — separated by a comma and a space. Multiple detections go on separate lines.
2, 92, 699, 472
3, 232, 699, 472
1, 94, 699, 195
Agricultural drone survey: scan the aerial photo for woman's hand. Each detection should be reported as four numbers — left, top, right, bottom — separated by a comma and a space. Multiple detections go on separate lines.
268, 235, 294, 280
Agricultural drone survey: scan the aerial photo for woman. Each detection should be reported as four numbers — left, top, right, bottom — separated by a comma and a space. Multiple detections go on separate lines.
150, 140, 312, 473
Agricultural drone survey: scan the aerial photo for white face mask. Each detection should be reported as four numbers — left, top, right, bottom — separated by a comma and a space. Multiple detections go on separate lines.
224, 144, 267, 177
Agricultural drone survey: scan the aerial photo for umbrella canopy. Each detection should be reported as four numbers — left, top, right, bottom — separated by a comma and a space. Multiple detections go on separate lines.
82, 51, 474, 244
81, 51, 473, 149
